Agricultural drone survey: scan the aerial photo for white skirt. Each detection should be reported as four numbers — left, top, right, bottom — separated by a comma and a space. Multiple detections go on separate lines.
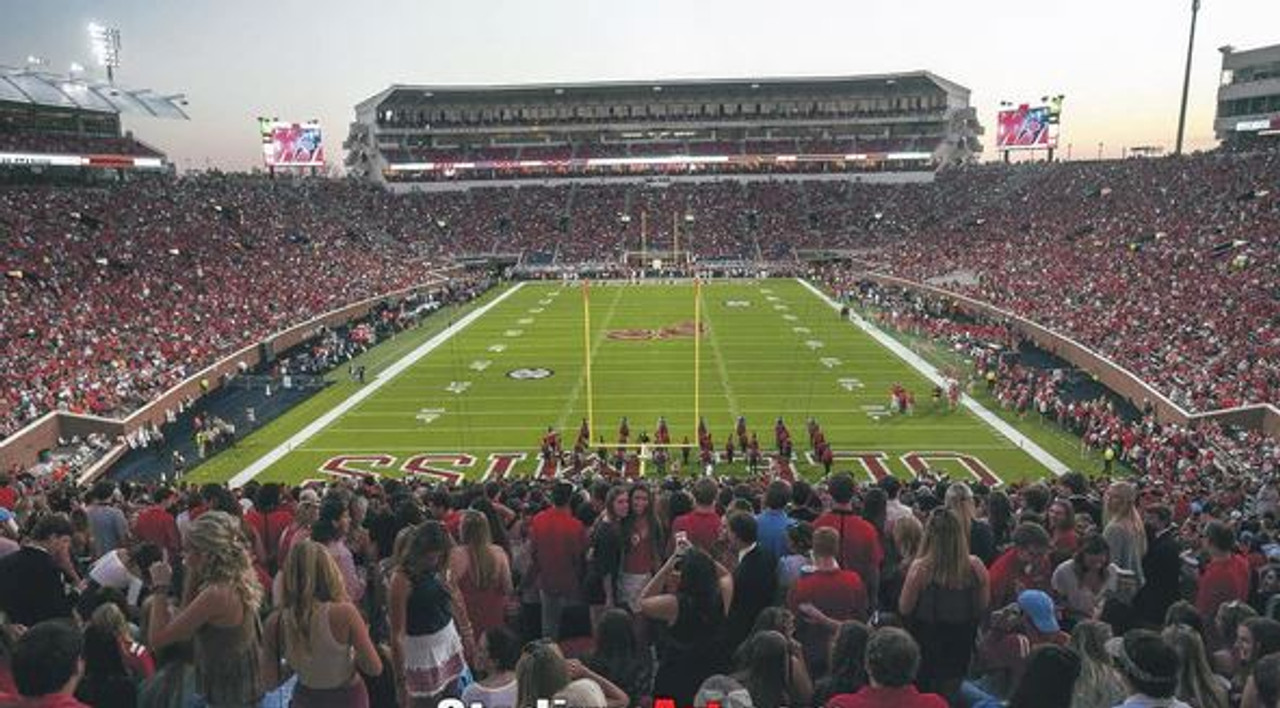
403, 619, 467, 697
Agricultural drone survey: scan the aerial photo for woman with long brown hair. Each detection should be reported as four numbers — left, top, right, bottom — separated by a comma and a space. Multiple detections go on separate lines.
264, 540, 382, 707
1068, 620, 1127, 708
147, 510, 265, 708
389, 521, 476, 706
586, 486, 630, 624
448, 509, 513, 638
1163, 624, 1229, 708
619, 483, 665, 612
899, 508, 990, 701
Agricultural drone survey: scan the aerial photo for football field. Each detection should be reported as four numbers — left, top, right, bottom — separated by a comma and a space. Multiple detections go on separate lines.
202, 279, 1060, 487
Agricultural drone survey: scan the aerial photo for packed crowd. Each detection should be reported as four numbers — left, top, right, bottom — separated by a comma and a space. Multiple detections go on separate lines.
3, 149, 1277, 445
857, 151, 1280, 413
0, 132, 163, 158
4, 449, 1280, 708
837, 276, 1279, 496
0, 176, 490, 438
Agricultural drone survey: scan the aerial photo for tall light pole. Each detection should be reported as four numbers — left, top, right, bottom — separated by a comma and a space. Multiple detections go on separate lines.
1175, 0, 1201, 155
88, 22, 121, 84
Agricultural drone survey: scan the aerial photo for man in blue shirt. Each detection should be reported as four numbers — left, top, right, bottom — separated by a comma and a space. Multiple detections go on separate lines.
756, 480, 795, 561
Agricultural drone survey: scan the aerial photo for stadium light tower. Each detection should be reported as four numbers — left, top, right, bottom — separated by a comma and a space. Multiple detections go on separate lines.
1174, 0, 1201, 155
88, 22, 121, 84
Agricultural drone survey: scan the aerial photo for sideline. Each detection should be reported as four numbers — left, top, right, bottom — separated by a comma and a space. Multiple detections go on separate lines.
227, 283, 527, 487
796, 278, 1071, 477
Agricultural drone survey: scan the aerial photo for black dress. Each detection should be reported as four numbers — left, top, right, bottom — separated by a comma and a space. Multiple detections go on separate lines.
907, 575, 983, 694
585, 518, 623, 605
653, 595, 725, 707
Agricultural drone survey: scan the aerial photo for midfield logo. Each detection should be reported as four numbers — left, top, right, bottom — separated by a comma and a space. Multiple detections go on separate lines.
606, 320, 705, 341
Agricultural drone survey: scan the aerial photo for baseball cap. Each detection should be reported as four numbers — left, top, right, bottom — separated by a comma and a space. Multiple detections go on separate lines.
299, 489, 321, 505
1018, 589, 1060, 633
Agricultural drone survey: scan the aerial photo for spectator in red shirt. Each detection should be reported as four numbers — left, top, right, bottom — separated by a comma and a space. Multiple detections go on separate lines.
672, 478, 722, 554
789, 527, 868, 677
529, 481, 588, 640
1197, 520, 1251, 646
814, 473, 883, 605
971, 590, 1070, 699
0, 475, 16, 512
826, 627, 947, 708
131, 489, 181, 561
428, 490, 462, 539
988, 523, 1053, 609
245, 483, 293, 575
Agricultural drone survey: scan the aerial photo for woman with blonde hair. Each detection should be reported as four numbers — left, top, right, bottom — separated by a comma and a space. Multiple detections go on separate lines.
1163, 624, 1230, 708
147, 510, 265, 707
899, 509, 990, 700
1103, 481, 1146, 589
945, 482, 995, 563
1069, 620, 1128, 708
449, 509, 514, 638
515, 640, 628, 708
279, 495, 319, 564
264, 540, 382, 707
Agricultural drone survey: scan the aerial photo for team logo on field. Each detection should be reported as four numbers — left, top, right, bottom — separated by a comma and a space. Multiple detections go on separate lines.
606, 320, 705, 341
507, 367, 554, 380
724, 300, 752, 308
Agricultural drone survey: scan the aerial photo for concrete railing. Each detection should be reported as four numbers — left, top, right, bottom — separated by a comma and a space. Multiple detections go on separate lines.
859, 272, 1280, 440
1, 266, 464, 476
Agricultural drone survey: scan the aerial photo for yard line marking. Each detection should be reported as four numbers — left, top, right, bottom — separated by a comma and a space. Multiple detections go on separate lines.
226, 283, 527, 487
698, 292, 741, 418
796, 278, 1069, 477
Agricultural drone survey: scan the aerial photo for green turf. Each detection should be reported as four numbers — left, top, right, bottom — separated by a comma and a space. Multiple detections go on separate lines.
193, 279, 1057, 486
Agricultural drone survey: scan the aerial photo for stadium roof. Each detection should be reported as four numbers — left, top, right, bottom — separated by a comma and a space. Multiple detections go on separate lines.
0, 67, 189, 119
358, 71, 970, 110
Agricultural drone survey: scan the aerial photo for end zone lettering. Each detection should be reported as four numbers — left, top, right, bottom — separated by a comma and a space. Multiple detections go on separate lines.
320, 450, 997, 485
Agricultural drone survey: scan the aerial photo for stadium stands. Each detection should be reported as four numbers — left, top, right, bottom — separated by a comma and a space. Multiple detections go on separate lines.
0, 130, 163, 157
2, 151, 1277, 443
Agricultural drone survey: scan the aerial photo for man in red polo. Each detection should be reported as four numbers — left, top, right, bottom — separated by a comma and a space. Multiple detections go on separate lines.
814, 472, 883, 603
789, 527, 868, 676
529, 481, 588, 640
672, 478, 722, 553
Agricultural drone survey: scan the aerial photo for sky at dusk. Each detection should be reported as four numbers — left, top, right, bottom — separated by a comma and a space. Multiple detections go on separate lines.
4, 0, 1278, 171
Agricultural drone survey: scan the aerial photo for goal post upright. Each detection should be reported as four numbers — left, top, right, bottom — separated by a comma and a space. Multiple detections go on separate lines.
694, 277, 701, 438
582, 280, 595, 443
